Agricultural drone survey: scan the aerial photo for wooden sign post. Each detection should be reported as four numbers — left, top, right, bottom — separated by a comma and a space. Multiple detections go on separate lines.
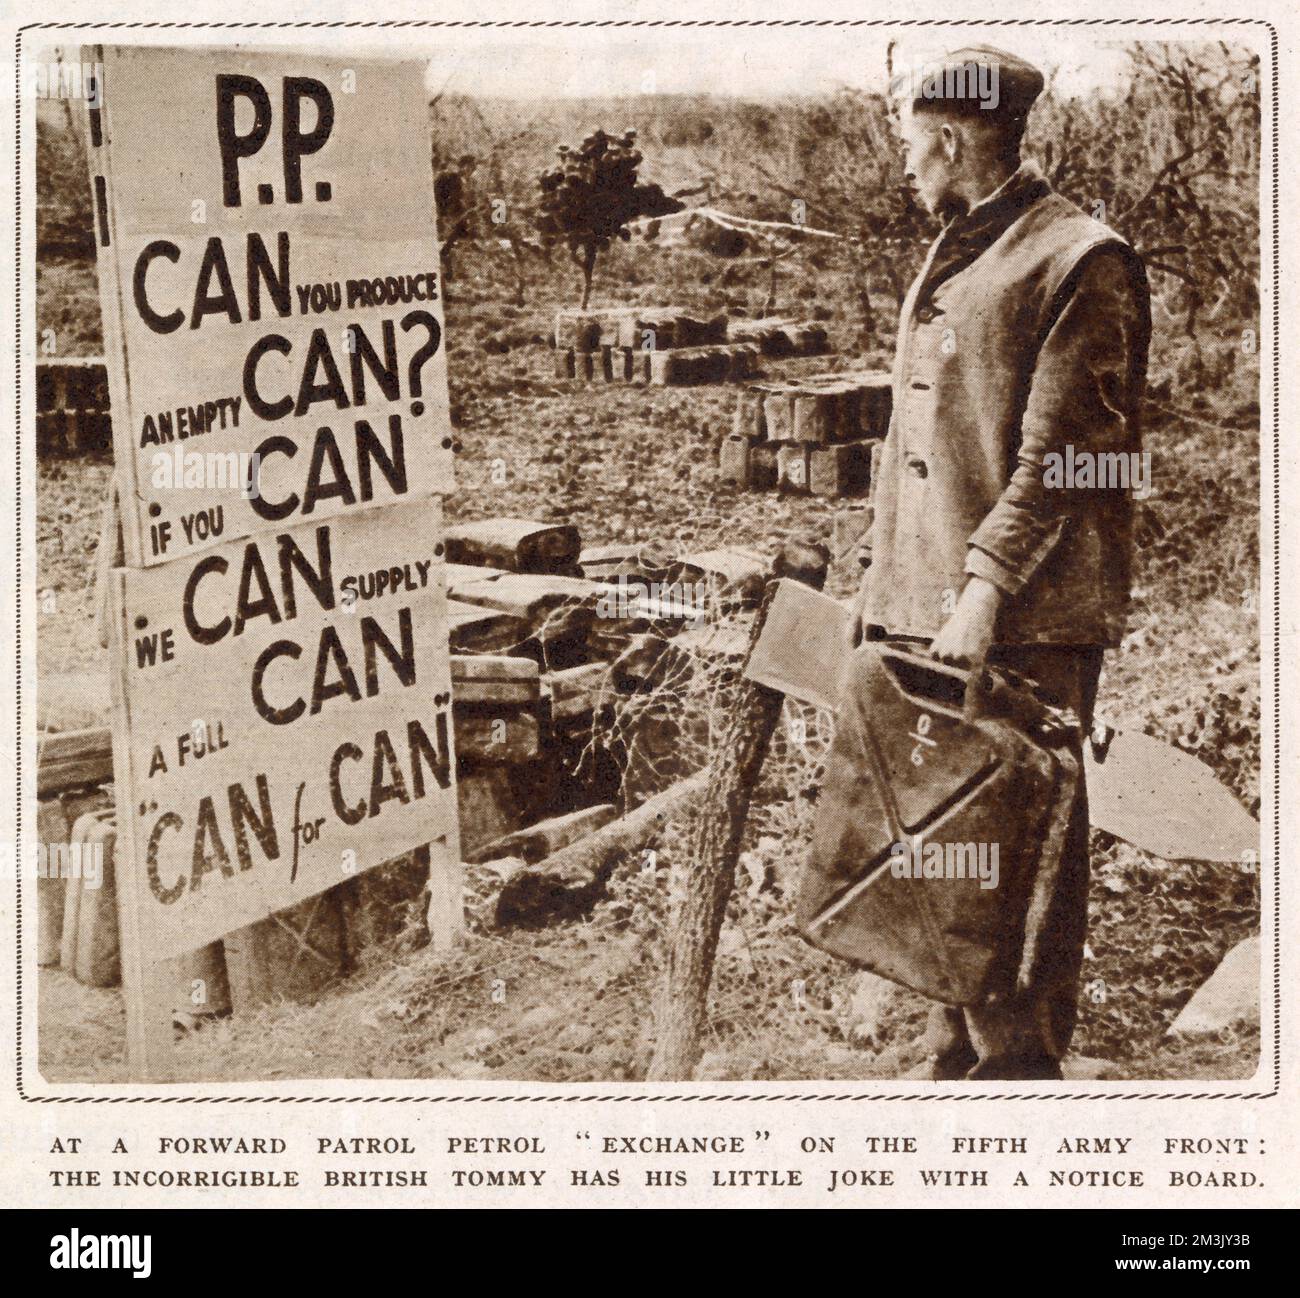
83, 44, 461, 1081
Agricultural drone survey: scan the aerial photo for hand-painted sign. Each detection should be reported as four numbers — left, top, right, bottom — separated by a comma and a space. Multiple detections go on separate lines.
84, 45, 454, 567
108, 498, 456, 960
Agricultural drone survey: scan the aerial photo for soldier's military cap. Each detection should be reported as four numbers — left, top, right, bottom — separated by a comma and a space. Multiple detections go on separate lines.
904, 45, 1045, 124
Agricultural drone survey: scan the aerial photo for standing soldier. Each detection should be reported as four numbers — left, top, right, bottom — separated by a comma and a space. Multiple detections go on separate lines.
838, 47, 1151, 1079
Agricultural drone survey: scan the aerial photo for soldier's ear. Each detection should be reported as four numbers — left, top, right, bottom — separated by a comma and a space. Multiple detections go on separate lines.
939, 120, 961, 165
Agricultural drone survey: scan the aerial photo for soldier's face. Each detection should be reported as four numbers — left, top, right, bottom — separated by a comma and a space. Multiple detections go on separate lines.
900, 109, 953, 216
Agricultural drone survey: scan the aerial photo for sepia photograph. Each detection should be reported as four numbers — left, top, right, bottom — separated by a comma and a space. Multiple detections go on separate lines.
25, 17, 1266, 1101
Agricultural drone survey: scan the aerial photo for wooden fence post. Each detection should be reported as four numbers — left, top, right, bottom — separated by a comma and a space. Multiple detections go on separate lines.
647, 542, 828, 1081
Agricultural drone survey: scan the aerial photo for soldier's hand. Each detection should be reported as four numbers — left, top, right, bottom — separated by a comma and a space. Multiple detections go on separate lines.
931, 576, 1002, 667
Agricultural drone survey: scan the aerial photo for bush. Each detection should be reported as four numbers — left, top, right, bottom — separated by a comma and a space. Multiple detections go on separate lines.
536, 129, 683, 308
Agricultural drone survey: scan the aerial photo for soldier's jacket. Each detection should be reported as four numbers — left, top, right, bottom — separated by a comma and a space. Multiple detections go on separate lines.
861, 162, 1152, 647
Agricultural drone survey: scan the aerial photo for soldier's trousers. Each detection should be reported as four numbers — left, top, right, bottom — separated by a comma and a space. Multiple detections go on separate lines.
920, 643, 1104, 1081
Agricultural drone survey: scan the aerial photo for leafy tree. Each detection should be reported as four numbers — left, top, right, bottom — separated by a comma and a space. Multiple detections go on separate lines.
537, 129, 682, 309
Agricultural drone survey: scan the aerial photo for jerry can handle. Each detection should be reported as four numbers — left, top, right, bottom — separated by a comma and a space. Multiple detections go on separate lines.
967, 662, 1080, 736
964, 663, 1045, 729
878, 645, 970, 717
